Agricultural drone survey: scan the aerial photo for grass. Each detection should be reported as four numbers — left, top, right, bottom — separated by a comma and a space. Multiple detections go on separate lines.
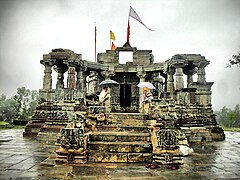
222, 127, 240, 132
0, 121, 25, 130
0, 121, 9, 125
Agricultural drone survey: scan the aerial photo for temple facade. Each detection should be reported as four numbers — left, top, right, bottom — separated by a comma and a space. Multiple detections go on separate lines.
24, 45, 225, 164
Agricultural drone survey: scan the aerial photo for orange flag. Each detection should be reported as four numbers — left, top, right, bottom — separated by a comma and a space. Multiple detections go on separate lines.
111, 42, 116, 50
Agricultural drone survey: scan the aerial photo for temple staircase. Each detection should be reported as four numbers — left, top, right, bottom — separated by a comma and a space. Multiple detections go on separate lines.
88, 113, 156, 163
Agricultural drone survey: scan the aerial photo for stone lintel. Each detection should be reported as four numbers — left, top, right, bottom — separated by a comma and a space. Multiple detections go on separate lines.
189, 82, 214, 90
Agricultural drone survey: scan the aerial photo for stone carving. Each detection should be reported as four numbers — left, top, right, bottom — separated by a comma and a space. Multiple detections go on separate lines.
60, 127, 84, 150
24, 47, 225, 166
156, 129, 179, 150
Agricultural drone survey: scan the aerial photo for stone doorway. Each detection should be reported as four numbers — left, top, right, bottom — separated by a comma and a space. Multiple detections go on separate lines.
120, 84, 131, 108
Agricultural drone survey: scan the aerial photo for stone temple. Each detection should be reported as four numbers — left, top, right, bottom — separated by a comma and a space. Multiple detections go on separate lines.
24, 44, 225, 165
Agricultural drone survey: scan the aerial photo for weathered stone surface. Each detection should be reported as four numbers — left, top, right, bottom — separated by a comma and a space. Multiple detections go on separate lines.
23, 46, 224, 165
1, 130, 240, 179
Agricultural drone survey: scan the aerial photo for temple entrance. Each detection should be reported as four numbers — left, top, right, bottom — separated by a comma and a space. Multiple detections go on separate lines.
120, 84, 131, 107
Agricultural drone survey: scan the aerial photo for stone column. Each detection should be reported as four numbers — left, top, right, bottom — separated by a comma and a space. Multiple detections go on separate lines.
76, 67, 85, 92
175, 67, 184, 89
137, 68, 147, 113
67, 66, 76, 89
166, 68, 174, 93
158, 78, 163, 99
56, 67, 64, 89
43, 63, 52, 90
153, 77, 163, 99
76, 67, 87, 104
197, 62, 208, 83
187, 68, 196, 88
173, 64, 185, 90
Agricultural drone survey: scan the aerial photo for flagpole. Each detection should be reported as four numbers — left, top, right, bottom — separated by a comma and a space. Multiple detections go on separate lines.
94, 22, 97, 62
110, 31, 111, 50
127, 7, 130, 44
128, 6, 131, 20
94, 22, 97, 99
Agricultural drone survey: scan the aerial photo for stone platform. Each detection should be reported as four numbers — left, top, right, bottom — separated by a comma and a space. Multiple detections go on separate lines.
0, 129, 240, 179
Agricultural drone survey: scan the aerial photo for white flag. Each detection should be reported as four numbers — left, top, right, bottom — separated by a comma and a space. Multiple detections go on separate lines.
129, 6, 154, 31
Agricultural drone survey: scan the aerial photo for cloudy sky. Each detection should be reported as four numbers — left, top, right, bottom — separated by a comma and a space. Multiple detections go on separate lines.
0, 0, 239, 110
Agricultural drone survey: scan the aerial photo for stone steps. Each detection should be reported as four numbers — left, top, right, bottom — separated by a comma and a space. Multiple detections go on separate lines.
88, 113, 153, 163
40, 124, 66, 132
181, 127, 212, 142
88, 141, 152, 153
106, 113, 149, 120
23, 122, 45, 137
89, 132, 151, 142
111, 119, 156, 126
31, 119, 46, 123
96, 125, 150, 133
88, 151, 152, 163
105, 113, 156, 126
37, 132, 60, 144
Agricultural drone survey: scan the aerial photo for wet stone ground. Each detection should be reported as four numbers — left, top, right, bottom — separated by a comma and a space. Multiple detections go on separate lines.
0, 129, 240, 180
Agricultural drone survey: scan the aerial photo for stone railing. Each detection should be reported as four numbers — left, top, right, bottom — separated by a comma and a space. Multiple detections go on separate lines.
39, 89, 84, 102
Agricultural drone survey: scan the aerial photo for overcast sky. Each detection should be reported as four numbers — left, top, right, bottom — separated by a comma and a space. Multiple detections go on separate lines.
0, 0, 239, 110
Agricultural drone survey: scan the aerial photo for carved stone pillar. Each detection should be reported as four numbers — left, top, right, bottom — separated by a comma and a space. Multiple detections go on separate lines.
137, 68, 147, 113
76, 67, 85, 92
67, 66, 76, 89
76, 67, 87, 104
173, 63, 185, 90
187, 71, 193, 87
56, 67, 64, 89
176, 67, 184, 90
43, 63, 52, 90
158, 78, 163, 98
54, 64, 68, 89
166, 68, 174, 93
153, 77, 163, 99
187, 68, 196, 88
197, 62, 208, 83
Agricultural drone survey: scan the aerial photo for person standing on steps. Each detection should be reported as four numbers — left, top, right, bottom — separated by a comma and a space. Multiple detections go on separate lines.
142, 87, 153, 114
99, 87, 111, 112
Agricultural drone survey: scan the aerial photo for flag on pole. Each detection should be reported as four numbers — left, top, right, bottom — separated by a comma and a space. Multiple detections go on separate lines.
110, 30, 116, 41
127, 20, 130, 45
129, 6, 154, 31
111, 42, 116, 50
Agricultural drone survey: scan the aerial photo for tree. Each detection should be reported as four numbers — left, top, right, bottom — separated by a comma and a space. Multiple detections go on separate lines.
217, 106, 229, 127
0, 95, 19, 123
227, 111, 236, 127
233, 104, 240, 127
13, 87, 39, 121
228, 52, 240, 67
216, 105, 240, 128
0, 87, 39, 123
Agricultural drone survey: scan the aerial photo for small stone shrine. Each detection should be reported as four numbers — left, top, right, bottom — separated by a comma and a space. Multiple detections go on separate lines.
24, 44, 225, 165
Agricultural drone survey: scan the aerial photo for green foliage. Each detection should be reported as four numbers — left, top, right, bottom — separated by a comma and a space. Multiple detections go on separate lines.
0, 121, 24, 130
227, 112, 236, 127
0, 87, 39, 123
227, 52, 240, 67
222, 127, 240, 132
215, 104, 240, 128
